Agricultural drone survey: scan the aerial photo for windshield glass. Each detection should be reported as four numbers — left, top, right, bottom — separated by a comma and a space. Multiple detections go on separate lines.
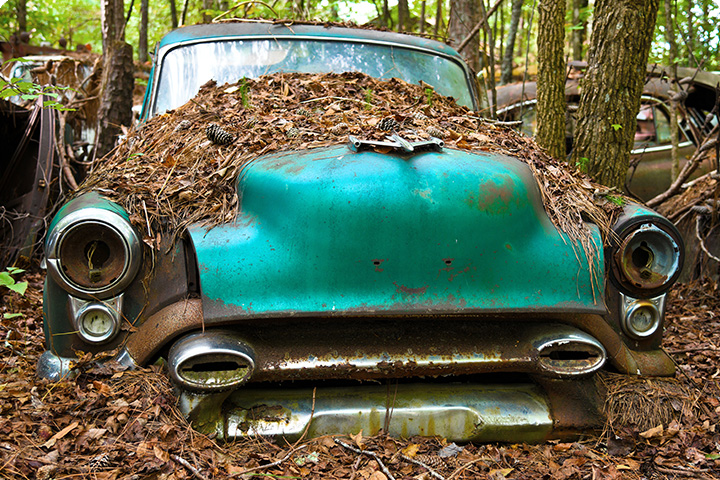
152, 39, 474, 115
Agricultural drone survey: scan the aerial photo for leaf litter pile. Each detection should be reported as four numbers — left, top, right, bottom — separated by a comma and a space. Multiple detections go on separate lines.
79, 71, 617, 265
2, 270, 720, 479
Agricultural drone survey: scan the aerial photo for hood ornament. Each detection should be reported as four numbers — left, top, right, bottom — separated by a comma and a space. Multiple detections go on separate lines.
348, 134, 444, 153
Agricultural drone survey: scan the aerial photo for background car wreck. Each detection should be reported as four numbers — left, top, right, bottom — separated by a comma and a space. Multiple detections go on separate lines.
35, 23, 689, 443
494, 64, 719, 201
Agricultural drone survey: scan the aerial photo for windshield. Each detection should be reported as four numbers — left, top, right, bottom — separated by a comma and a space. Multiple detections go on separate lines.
152, 38, 475, 116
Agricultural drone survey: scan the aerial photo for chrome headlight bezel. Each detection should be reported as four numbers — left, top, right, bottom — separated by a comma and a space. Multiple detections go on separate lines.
610, 220, 683, 298
46, 207, 142, 299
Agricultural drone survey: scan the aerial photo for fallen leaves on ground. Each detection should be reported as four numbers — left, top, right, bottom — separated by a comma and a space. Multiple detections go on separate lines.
1, 270, 719, 479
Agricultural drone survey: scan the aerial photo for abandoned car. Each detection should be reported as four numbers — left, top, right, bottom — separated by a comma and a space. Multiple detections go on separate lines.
39, 23, 685, 443
495, 65, 719, 201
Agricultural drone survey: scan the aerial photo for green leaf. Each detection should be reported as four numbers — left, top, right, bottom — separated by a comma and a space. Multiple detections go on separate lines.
611, 124, 622, 131
706, 453, 720, 460
8, 281, 28, 296
0, 271, 12, 287
7, 267, 25, 275
3, 313, 24, 319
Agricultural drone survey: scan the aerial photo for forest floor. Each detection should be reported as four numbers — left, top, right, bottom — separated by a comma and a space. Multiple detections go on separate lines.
1, 270, 719, 480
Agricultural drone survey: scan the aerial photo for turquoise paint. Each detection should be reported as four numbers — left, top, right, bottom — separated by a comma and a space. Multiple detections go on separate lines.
190, 146, 606, 320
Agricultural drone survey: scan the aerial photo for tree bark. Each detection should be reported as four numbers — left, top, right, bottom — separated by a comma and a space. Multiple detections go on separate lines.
96, 0, 134, 160
420, 0, 426, 33
16, 0, 27, 33
169, 0, 178, 28
398, 0, 410, 31
138, 0, 149, 63
571, 0, 660, 190
663, 0, 679, 180
536, 0, 566, 160
434, 0, 443, 36
382, 0, 392, 28
570, 0, 582, 60
501, 0, 523, 85
448, 0, 481, 72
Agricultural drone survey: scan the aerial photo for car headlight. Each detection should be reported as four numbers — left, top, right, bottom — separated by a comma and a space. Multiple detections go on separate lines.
611, 221, 682, 297
46, 207, 142, 299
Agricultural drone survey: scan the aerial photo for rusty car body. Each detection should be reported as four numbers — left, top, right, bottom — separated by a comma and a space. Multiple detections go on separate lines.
39, 23, 685, 443
495, 65, 719, 201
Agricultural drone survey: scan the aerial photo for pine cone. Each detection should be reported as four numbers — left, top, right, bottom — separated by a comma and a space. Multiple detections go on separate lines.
329, 122, 348, 135
377, 116, 400, 131
205, 123, 235, 145
413, 111, 429, 121
286, 127, 300, 138
414, 454, 445, 469
426, 126, 446, 139
174, 119, 192, 132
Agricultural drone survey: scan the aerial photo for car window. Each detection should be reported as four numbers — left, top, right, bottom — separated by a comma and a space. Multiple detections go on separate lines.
153, 39, 475, 116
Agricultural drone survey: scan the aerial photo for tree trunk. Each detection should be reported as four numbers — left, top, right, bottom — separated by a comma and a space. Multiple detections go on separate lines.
663, 0, 679, 180
169, 0, 178, 28
448, 0, 481, 72
382, 0, 392, 28
501, 0, 523, 85
434, 0, 443, 36
571, 0, 582, 60
96, 0, 134, 160
420, 0, 426, 33
16, 0, 27, 33
686, 0, 694, 65
202, 0, 213, 23
571, 0, 660, 190
536, 0, 566, 160
138, 0, 149, 63
398, 0, 410, 31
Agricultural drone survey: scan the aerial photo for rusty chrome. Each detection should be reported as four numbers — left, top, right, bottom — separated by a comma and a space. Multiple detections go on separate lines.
36, 350, 76, 381
614, 223, 681, 294
621, 293, 665, 340
124, 298, 203, 365
535, 331, 606, 376
46, 208, 142, 299
68, 294, 123, 344
169, 331, 256, 392
179, 382, 553, 442
348, 135, 444, 153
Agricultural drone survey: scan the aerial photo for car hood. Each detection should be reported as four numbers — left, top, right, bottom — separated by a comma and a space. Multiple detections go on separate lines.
188, 145, 605, 321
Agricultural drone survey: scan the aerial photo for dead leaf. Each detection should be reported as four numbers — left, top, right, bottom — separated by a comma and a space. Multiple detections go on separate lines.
639, 424, 664, 439
43, 421, 79, 449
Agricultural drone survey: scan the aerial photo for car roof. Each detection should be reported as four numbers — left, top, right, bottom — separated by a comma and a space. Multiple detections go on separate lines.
158, 21, 465, 61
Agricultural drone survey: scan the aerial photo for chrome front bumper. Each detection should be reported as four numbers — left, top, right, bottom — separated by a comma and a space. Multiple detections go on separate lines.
179, 381, 556, 443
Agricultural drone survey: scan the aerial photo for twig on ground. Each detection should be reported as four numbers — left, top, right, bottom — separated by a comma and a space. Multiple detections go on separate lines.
696, 215, 720, 263
334, 438, 396, 480
400, 454, 445, 479
170, 453, 208, 480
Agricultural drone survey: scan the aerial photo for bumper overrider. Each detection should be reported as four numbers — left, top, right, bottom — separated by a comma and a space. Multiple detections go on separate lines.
40, 189, 682, 442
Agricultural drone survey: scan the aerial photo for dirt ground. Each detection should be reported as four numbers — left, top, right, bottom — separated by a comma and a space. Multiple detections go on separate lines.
1, 270, 719, 480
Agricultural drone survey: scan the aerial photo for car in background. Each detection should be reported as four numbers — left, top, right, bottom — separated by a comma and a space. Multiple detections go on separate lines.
39, 22, 685, 443
495, 65, 718, 201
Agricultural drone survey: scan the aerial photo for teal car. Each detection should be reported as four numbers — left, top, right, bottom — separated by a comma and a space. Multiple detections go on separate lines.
39, 23, 684, 443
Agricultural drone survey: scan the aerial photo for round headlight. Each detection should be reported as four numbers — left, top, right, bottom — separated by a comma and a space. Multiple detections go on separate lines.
613, 223, 682, 297
623, 300, 661, 339
47, 207, 142, 299
78, 303, 119, 344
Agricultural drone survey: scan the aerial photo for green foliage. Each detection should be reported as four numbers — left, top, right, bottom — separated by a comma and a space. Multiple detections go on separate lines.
424, 86, 434, 107
604, 194, 626, 206
0, 59, 75, 111
238, 78, 249, 108
0, 267, 28, 296
363, 87, 373, 110
575, 157, 589, 173
611, 124, 622, 131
